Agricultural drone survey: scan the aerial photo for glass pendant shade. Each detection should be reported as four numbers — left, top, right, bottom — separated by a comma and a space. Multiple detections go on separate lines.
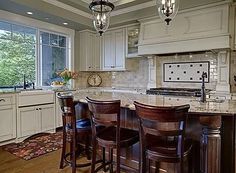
156, 0, 179, 25
89, 0, 114, 36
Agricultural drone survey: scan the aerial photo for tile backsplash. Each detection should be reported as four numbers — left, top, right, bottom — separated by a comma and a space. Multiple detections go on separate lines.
156, 52, 218, 90
75, 52, 218, 90
75, 57, 149, 88
111, 58, 149, 88
163, 61, 210, 83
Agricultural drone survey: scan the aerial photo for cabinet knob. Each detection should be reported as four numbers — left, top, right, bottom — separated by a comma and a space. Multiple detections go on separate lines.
36, 108, 38, 110
39, 108, 42, 110
0, 99, 5, 102
111, 66, 115, 68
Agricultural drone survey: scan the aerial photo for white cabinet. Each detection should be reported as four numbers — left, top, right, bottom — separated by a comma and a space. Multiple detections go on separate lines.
55, 96, 63, 128
18, 106, 38, 138
79, 30, 101, 71
17, 91, 55, 139
0, 94, 16, 142
40, 104, 55, 132
126, 25, 140, 58
17, 104, 55, 138
102, 28, 126, 70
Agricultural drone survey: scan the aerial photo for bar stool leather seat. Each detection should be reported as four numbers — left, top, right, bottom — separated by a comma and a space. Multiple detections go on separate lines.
146, 134, 192, 162
96, 126, 139, 147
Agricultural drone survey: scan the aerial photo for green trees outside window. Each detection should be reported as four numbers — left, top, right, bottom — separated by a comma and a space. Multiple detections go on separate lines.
0, 21, 68, 87
0, 22, 36, 87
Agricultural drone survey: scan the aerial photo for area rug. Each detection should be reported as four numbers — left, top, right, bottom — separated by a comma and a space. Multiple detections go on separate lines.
2, 132, 63, 160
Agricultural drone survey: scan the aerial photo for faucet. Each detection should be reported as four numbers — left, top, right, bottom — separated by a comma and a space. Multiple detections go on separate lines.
23, 74, 27, 89
200, 72, 207, 102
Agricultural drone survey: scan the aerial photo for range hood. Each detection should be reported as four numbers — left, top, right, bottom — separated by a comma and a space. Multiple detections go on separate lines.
138, 2, 232, 55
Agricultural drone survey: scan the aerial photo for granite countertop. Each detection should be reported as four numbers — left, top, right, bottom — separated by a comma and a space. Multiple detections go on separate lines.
73, 90, 236, 115
0, 89, 20, 94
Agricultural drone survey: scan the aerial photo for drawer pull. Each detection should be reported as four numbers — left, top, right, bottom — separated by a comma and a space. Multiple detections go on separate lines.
0, 99, 6, 102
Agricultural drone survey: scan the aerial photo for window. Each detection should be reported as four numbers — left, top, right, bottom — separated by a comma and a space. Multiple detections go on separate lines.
0, 20, 69, 87
40, 31, 68, 86
0, 21, 36, 87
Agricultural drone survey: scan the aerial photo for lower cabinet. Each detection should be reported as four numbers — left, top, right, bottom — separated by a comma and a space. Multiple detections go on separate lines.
40, 104, 55, 131
17, 104, 55, 138
0, 105, 16, 142
55, 98, 63, 128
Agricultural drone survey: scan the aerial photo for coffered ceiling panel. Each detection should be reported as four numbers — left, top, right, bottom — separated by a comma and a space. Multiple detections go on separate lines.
0, 0, 227, 31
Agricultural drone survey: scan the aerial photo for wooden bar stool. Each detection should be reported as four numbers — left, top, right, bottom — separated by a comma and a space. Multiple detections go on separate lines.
57, 93, 91, 173
86, 97, 139, 173
134, 101, 192, 173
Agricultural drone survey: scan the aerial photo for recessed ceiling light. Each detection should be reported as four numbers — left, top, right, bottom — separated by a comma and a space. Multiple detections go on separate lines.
63, 22, 68, 25
27, 11, 33, 15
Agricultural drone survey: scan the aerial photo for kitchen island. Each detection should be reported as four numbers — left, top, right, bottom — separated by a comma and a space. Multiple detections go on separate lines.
72, 90, 236, 173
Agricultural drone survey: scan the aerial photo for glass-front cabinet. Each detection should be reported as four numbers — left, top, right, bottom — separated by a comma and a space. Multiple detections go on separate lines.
126, 25, 139, 58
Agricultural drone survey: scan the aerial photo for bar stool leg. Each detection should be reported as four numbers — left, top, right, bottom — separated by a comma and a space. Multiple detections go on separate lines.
155, 161, 160, 173
60, 132, 66, 169
109, 148, 113, 173
91, 137, 97, 173
72, 140, 76, 173
102, 147, 107, 172
147, 159, 151, 173
85, 135, 91, 160
116, 146, 121, 173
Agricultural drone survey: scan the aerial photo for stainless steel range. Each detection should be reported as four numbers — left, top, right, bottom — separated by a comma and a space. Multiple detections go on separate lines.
146, 88, 210, 97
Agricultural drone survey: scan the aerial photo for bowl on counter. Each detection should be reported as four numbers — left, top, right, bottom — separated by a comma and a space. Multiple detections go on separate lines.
50, 84, 64, 90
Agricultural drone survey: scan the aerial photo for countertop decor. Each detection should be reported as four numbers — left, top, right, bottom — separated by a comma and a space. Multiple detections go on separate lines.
56, 68, 78, 89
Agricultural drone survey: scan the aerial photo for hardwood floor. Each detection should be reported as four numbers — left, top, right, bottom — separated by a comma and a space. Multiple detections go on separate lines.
0, 147, 91, 173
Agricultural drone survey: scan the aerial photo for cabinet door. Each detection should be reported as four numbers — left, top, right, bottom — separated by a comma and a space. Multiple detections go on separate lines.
93, 35, 101, 70
79, 31, 101, 71
40, 104, 55, 132
18, 107, 38, 138
0, 105, 16, 142
114, 29, 125, 69
87, 33, 94, 71
103, 31, 115, 69
79, 32, 87, 71
55, 98, 63, 128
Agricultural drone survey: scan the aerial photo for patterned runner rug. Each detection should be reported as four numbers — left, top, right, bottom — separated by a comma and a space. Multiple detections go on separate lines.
2, 132, 62, 160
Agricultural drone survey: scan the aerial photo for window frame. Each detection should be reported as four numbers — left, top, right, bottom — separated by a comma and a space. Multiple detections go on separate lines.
38, 29, 70, 86
0, 10, 75, 88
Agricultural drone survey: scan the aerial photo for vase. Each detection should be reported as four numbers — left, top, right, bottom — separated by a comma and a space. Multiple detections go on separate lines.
63, 80, 71, 90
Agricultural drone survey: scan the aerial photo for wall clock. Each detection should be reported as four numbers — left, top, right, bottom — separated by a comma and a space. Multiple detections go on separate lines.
87, 74, 102, 87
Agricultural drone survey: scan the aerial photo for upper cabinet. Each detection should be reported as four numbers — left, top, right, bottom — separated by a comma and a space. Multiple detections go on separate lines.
126, 25, 139, 58
102, 28, 126, 70
138, 3, 231, 55
79, 30, 101, 71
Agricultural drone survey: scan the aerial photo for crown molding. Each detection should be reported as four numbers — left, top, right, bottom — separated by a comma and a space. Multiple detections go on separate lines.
42, 0, 92, 19
111, 0, 156, 16
43, 0, 156, 19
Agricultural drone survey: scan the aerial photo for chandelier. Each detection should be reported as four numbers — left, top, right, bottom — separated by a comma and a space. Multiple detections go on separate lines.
89, 0, 115, 36
156, 0, 179, 25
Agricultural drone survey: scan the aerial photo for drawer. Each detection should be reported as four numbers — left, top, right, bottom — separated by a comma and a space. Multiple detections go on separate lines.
18, 91, 54, 107
0, 95, 15, 106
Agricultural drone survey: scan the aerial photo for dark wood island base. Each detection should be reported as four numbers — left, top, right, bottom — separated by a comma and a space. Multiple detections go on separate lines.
74, 92, 236, 173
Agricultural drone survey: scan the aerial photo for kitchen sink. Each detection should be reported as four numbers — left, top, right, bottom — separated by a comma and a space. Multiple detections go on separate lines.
18, 88, 43, 91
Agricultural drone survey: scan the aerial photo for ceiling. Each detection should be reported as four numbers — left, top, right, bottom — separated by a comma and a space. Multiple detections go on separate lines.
0, 0, 226, 31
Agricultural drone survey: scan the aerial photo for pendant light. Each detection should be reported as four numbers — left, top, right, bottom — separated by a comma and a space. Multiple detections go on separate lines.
89, 0, 115, 36
156, 0, 179, 25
